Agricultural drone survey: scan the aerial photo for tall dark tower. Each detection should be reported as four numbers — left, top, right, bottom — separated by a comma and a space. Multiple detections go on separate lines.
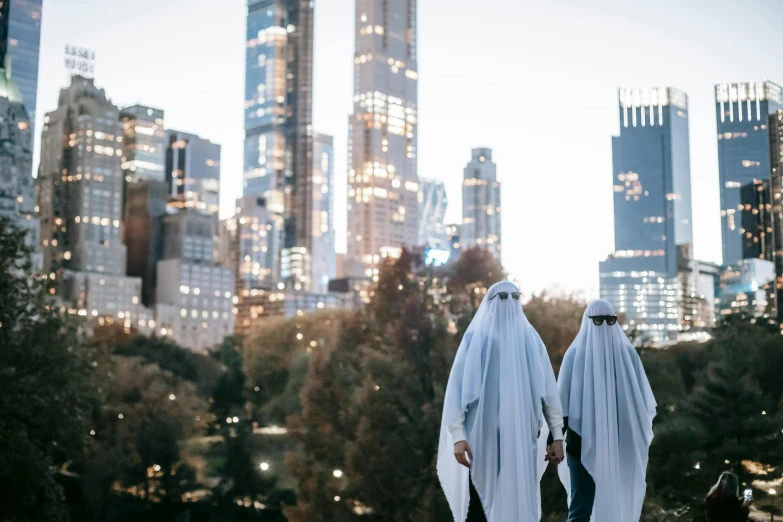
243, 0, 317, 290
599, 87, 694, 344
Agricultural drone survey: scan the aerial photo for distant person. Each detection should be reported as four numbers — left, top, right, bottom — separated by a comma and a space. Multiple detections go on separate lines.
554, 299, 657, 522
437, 281, 565, 522
706, 472, 750, 522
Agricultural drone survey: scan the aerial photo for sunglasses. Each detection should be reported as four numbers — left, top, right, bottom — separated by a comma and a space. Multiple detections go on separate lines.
490, 291, 521, 301
589, 315, 618, 326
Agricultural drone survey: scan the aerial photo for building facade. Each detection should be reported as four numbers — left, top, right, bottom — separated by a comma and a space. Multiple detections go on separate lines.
461, 148, 501, 258
38, 76, 150, 327
716, 258, 776, 320
39, 76, 127, 277
221, 193, 284, 292
599, 87, 694, 344
716, 82, 783, 266
233, 286, 352, 336
121, 105, 168, 306
418, 177, 449, 251
124, 179, 167, 306
155, 209, 234, 351
120, 105, 166, 183
165, 130, 221, 215
678, 259, 718, 334
0, 65, 37, 265
346, 0, 419, 279
0, 0, 42, 142
446, 223, 461, 260
282, 132, 335, 293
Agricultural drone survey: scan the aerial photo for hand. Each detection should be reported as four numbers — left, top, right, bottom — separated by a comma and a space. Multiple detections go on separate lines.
743, 498, 752, 507
454, 441, 472, 468
545, 440, 564, 464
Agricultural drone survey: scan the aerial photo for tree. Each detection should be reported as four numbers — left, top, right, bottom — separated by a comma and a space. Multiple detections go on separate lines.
289, 249, 495, 521
0, 217, 99, 522
443, 247, 504, 335
68, 350, 213, 519
685, 327, 783, 494
523, 291, 585, 372
244, 311, 348, 426
285, 317, 364, 522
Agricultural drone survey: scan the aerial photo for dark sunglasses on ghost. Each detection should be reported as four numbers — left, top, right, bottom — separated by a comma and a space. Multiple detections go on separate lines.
589, 315, 618, 326
490, 291, 521, 301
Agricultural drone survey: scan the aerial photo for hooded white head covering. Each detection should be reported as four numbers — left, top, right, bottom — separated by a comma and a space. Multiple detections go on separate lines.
437, 281, 561, 522
556, 299, 657, 522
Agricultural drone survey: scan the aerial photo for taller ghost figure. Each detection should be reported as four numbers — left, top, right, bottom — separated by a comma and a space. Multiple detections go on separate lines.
438, 281, 565, 522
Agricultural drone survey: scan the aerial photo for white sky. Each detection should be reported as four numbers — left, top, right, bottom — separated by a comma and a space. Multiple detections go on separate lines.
37, 0, 783, 295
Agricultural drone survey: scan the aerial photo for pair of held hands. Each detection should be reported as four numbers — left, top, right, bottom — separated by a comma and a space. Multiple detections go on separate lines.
453, 440, 565, 468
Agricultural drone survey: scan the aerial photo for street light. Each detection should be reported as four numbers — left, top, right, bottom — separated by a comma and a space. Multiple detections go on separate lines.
333, 469, 343, 478
260, 462, 269, 471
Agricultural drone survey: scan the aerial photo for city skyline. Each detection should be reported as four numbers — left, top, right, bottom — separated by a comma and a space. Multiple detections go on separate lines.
36, 0, 783, 294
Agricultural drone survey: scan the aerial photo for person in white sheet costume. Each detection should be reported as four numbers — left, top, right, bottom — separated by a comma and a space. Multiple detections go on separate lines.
555, 299, 657, 522
437, 280, 565, 522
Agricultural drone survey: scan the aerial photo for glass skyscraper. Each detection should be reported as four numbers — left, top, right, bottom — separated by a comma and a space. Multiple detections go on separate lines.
244, 0, 318, 290
0, 64, 38, 266
0, 0, 42, 143
599, 87, 694, 344
716, 82, 783, 266
346, 0, 419, 279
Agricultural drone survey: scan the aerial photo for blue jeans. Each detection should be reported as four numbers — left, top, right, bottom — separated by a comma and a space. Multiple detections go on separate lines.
567, 453, 595, 522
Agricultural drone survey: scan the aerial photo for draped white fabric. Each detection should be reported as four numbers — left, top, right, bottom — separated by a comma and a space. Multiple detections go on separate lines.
556, 299, 657, 522
437, 281, 561, 522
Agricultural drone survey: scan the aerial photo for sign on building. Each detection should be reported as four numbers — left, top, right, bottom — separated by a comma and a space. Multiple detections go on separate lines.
64, 45, 95, 77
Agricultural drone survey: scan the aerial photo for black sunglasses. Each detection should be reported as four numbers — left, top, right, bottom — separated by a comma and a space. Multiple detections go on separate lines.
589, 315, 618, 326
490, 291, 521, 301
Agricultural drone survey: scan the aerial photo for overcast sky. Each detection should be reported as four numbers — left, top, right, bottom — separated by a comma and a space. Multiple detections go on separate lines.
37, 0, 783, 295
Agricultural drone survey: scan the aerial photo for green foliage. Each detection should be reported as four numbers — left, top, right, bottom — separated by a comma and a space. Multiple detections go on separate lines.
0, 216, 99, 522
243, 311, 348, 425
645, 322, 783, 517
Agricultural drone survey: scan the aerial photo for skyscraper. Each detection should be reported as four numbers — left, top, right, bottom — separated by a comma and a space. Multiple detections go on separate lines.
0, 0, 42, 140
166, 130, 221, 215
0, 64, 38, 265
39, 76, 127, 276
346, 0, 419, 279
244, 0, 317, 289
38, 76, 152, 329
716, 82, 783, 266
461, 148, 501, 258
599, 87, 694, 344
417, 177, 449, 251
